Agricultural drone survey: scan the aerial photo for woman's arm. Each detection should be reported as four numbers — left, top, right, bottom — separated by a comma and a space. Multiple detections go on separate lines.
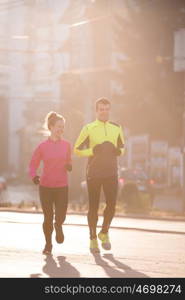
65, 143, 72, 171
29, 145, 42, 179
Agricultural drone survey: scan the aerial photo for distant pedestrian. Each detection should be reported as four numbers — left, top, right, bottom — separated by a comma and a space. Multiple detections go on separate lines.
29, 111, 72, 255
74, 98, 125, 253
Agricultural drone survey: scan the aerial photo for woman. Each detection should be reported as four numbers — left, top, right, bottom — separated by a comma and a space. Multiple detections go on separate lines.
29, 111, 72, 255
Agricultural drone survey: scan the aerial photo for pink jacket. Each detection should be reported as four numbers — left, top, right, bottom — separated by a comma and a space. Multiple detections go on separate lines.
29, 138, 71, 187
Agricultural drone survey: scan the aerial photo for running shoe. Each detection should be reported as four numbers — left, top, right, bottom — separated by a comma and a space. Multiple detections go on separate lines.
98, 232, 111, 250
55, 224, 64, 244
42, 244, 52, 255
90, 239, 100, 253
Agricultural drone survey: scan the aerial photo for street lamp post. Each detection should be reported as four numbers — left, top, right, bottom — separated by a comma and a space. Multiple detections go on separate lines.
174, 29, 185, 213
183, 75, 185, 213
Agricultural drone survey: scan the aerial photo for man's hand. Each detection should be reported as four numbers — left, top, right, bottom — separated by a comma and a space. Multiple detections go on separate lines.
113, 147, 122, 156
65, 164, 72, 172
32, 176, 40, 185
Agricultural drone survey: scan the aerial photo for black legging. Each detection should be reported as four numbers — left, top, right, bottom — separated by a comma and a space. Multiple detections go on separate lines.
87, 176, 118, 239
39, 186, 68, 245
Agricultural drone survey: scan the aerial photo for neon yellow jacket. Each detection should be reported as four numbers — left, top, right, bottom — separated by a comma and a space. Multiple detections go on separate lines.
74, 119, 124, 157
74, 119, 125, 178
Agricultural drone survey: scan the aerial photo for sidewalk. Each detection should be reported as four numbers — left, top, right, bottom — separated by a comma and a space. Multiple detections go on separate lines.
0, 210, 185, 235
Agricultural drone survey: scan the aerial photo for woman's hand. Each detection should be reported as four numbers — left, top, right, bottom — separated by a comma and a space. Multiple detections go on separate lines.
32, 176, 40, 185
65, 164, 72, 172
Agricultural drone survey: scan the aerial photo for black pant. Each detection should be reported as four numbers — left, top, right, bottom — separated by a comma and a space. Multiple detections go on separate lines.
39, 185, 68, 245
87, 176, 118, 239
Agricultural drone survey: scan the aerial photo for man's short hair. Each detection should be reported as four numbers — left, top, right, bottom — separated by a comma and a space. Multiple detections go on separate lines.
95, 97, 111, 110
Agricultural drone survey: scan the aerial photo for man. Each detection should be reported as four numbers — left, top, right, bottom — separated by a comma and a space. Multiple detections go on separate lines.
74, 98, 125, 253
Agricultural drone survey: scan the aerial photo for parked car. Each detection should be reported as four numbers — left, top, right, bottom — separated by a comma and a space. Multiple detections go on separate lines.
0, 176, 7, 191
118, 167, 156, 204
80, 168, 156, 205
0, 176, 7, 204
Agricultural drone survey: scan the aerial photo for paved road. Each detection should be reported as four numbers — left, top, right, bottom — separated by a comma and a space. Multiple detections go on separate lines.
0, 212, 185, 278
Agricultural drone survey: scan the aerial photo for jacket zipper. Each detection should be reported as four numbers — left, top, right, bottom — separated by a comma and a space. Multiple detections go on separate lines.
104, 123, 107, 136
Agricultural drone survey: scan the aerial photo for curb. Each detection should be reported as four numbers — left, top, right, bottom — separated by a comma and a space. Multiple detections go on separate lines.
0, 208, 185, 235
0, 207, 185, 222
64, 223, 185, 236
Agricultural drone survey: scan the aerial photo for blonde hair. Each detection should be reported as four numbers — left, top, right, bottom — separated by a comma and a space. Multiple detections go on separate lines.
44, 111, 65, 131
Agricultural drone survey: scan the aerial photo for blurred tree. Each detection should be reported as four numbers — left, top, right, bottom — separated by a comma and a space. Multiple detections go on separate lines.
112, 0, 185, 145
60, 72, 85, 142
0, 96, 8, 172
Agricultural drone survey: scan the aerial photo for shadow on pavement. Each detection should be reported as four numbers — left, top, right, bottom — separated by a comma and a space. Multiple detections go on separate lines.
30, 255, 80, 278
91, 253, 149, 278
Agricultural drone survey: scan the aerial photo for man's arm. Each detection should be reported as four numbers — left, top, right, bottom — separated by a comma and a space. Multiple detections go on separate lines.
117, 125, 125, 156
74, 126, 93, 157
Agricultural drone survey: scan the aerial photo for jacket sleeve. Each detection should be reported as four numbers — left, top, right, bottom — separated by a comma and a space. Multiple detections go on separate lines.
74, 125, 93, 157
29, 145, 42, 178
117, 125, 125, 156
